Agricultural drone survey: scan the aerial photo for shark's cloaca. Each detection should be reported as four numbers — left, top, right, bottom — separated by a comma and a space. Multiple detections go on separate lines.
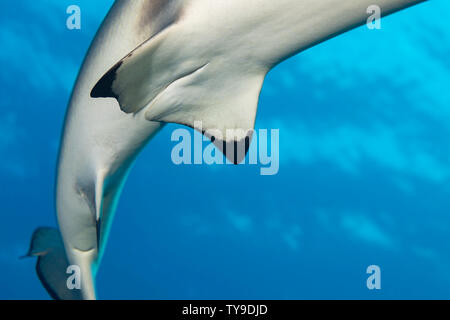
92, 0, 426, 163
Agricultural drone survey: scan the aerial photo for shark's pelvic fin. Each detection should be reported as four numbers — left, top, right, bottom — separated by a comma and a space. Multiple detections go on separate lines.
91, 24, 266, 164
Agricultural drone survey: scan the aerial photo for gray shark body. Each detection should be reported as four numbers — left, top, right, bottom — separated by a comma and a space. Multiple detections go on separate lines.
26, 0, 426, 299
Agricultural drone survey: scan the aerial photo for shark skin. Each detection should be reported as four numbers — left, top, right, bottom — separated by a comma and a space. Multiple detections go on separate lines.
27, 0, 426, 299
93, 0, 426, 163
29, 1, 166, 300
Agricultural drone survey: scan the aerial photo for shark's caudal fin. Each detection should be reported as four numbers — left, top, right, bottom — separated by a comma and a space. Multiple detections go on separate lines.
24, 227, 82, 300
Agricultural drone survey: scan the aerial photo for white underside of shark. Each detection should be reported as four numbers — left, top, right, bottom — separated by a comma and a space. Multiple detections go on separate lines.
25, 0, 426, 299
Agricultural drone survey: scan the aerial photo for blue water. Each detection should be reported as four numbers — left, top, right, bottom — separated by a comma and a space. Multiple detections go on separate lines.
0, 1, 449, 299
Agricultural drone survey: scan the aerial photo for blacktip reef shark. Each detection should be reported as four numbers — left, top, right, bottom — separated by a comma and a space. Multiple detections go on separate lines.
25, 0, 426, 300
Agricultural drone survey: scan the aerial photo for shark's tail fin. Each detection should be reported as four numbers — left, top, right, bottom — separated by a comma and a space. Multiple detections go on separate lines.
24, 227, 82, 300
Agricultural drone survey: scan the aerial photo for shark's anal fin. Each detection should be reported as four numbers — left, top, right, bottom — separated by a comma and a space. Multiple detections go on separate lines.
24, 228, 82, 300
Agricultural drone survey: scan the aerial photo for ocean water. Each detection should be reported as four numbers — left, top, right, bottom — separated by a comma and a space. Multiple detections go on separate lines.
0, 1, 449, 300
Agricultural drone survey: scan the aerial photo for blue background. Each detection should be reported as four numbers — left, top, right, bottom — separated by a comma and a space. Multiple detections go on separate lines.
0, 1, 449, 299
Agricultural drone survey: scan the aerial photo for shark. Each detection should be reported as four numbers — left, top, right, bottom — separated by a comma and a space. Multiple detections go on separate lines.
25, 0, 426, 299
